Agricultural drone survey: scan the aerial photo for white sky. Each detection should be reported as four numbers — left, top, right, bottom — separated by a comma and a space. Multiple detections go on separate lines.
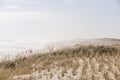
0, 0, 120, 41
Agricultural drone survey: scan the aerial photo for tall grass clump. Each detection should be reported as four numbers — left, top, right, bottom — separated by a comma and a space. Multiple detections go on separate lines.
0, 45, 120, 80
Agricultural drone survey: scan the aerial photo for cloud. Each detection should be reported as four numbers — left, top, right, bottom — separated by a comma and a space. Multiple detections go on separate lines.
0, 11, 60, 22
64, 0, 75, 6
0, 0, 19, 9
1, 0, 17, 4
6, 4, 19, 9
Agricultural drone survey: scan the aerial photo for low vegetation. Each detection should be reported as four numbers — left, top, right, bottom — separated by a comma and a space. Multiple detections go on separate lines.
0, 45, 120, 80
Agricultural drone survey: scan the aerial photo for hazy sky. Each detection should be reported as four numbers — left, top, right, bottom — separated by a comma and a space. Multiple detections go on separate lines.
0, 0, 120, 41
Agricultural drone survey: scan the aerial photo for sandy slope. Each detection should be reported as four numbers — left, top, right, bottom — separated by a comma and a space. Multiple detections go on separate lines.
11, 57, 120, 80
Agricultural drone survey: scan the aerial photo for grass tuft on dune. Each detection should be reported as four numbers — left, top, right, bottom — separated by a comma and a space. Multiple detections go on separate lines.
0, 45, 120, 80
